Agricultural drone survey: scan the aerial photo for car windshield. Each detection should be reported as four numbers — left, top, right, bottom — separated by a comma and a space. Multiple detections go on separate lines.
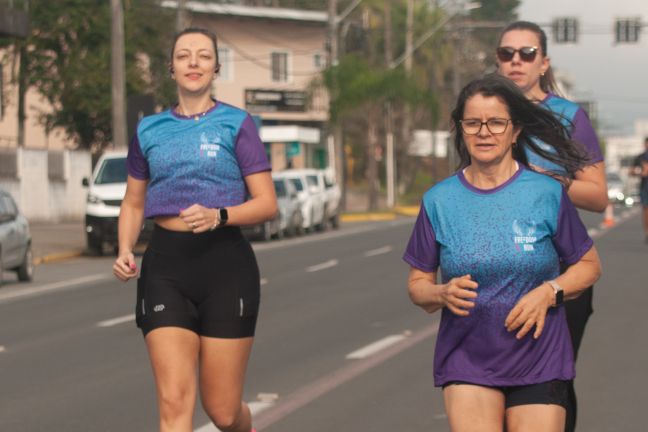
95, 158, 127, 184
274, 180, 287, 198
289, 178, 303, 191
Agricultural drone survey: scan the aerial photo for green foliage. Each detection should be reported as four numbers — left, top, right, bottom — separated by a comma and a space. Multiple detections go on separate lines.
0, 0, 174, 149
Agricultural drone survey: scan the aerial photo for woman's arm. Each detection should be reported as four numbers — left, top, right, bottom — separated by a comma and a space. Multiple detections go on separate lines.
408, 268, 478, 316
179, 171, 278, 232
113, 176, 147, 281
569, 161, 608, 212
505, 246, 602, 339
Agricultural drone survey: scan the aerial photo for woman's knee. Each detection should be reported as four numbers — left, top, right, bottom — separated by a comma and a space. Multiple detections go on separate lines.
158, 385, 195, 419
205, 406, 241, 430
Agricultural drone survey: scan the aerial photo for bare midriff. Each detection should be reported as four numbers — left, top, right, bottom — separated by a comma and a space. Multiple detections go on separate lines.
154, 215, 193, 232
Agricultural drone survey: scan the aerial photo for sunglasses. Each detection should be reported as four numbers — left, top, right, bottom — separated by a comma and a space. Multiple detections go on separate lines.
496, 46, 539, 63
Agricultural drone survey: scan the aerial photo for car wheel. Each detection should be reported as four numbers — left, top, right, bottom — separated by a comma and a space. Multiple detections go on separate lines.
331, 212, 340, 229
17, 245, 34, 282
87, 234, 103, 256
263, 222, 273, 242
293, 212, 304, 236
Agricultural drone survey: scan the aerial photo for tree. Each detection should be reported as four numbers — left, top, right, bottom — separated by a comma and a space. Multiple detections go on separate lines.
0, 0, 174, 151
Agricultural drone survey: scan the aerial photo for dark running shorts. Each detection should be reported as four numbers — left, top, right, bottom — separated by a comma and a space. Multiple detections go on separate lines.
135, 225, 260, 338
443, 380, 569, 409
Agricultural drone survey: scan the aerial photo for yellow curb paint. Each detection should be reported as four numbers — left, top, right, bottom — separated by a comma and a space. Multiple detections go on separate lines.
33, 249, 84, 266
393, 206, 419, 217
340, 213, 397, 222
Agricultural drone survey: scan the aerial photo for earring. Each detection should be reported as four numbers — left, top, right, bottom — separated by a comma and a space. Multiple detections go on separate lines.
540, 72, 545, 77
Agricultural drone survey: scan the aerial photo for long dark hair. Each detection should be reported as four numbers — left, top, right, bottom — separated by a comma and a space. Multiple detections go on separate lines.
498, 21, 560, 96
169, 27, 220, 73
451, 74, 589, 180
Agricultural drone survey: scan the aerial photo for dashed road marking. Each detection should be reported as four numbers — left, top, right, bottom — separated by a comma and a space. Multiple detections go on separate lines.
97, 314, 135, 328
260, 278, 268, 286
0, 345, 6, 353
364, 246, 393, 257
194, 400, 275, 432
346, 334, 407, 359
306, 259, 339, 273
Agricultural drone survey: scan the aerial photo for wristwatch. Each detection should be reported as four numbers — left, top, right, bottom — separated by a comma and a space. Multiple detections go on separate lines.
547, 280, 564, 307
217, 207, 228, 227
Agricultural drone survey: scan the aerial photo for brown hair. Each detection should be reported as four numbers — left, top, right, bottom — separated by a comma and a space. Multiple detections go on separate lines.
169, 27, 220, 73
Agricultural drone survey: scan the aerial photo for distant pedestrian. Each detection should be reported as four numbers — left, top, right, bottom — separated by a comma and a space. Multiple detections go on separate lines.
632, 137, 648, 242
496, 21, 608, 431
404, 74, 601, 432
112, 27, 276, 432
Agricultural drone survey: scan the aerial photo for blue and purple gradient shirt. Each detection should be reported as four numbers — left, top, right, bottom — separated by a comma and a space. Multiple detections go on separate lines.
403, 166, 593, 387
127, 101, 270, 218
526, 93, 603, 175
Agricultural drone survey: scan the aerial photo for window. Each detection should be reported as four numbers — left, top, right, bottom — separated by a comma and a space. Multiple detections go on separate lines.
313, 52, 323, 69
271, 51, 289, 82
217, 47, 232, 81
615, 18, 641, 43
553, 17, 579, 43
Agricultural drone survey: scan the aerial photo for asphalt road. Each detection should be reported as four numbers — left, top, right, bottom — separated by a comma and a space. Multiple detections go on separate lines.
0, 206, 645, 432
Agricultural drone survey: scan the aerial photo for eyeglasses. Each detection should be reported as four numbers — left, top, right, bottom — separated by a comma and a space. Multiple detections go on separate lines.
496, 46, 539, 63
460, 118, 512, 135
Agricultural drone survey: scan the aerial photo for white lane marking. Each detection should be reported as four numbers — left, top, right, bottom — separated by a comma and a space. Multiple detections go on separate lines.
260, 278, 268, 286
0, 345, 5, 353
194, 400, 274, 432
97, 314, 135, 328
346, 334, 407, 359
251, 218, 413, 251
306, 259, 339, 273
364, 245, 393, 257
0, 274, 112, 304
587, 228, 600, 238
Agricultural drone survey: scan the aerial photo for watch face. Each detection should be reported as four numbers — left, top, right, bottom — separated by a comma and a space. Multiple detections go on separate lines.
219, 208, 228, 224
556, 290, 564, 305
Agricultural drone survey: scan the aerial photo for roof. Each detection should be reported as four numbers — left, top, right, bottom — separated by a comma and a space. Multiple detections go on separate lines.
161, 1, 328, 24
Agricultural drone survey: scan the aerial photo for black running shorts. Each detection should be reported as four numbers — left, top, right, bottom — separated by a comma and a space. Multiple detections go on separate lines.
135, 225, 260, 338
443, 380, 569, 409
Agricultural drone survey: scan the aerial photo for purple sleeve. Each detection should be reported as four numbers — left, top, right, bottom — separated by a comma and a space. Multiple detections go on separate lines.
126, 133, 149, 180
235, 115, 271, 177
552, 188, 593, 265
572, 108, 603, 165
402, 205, 440, 272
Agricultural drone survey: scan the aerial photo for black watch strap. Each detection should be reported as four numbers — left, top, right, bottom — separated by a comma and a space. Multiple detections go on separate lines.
218, 207, 228, 227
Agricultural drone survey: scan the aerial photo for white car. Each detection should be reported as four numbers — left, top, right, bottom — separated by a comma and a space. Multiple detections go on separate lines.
82, 151, 152, 255
275, 169, 326, 232
0, 188, 33, 285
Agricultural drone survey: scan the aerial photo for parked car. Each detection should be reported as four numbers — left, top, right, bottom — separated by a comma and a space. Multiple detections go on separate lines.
273, 175, 303, 237
241, 213, 282, 242
82, 152, 153, 255
0, 188, 33, 285
276, 169, 326, 232
321, 169, 341, 229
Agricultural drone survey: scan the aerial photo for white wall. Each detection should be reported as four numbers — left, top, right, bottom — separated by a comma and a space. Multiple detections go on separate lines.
0, 149, 91, 222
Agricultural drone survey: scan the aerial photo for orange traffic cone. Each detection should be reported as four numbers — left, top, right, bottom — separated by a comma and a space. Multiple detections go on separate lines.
601, 204, 615, 228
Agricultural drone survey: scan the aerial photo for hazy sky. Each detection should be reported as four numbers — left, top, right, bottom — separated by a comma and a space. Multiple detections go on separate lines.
517, 0, 648, 136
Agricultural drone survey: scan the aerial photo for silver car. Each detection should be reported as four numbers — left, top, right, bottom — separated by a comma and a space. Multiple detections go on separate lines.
273, 176, 303, 237
0, 189, 33, 285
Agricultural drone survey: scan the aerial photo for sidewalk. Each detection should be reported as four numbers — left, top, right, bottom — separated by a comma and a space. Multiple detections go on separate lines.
30, 222, 86, 265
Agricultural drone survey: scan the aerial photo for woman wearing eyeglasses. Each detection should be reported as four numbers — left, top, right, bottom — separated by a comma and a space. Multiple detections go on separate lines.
497, 21, 607, 432
404, 74, 601, 431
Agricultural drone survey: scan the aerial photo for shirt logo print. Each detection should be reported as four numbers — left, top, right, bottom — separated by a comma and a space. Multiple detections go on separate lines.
153, 304, 165, 312
512, 219, 537, 252
199, 132, 221, 158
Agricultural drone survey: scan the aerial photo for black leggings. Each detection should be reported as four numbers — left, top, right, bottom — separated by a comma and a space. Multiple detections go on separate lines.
564, 286, 594, 432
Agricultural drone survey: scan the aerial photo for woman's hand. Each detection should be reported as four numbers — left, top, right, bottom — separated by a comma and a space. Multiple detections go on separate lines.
179, 204, 219, 233
505, 283, 554, 339
440, 274, 479, 316
113, 250, 138, 282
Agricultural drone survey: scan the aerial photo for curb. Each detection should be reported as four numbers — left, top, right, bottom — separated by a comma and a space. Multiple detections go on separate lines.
340, 205, 419, 222
33, 249, 85, 266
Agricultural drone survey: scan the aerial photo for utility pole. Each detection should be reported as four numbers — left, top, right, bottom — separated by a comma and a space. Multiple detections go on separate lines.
384, 0, 395, 208
328, 0, 346, 209
176, 0, 187, 31
110, 0, 127, 149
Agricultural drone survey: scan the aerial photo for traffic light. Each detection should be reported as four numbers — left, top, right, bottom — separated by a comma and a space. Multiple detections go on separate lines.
553, 17, 579, 43
615, 18, 641, 43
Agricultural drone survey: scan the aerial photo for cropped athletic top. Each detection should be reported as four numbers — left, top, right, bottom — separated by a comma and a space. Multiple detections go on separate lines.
127, 101, 270, 218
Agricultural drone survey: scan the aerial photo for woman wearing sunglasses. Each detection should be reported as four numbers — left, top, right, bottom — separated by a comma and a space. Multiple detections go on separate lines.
496, 21, 607, 432
404, 74, 601, 432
